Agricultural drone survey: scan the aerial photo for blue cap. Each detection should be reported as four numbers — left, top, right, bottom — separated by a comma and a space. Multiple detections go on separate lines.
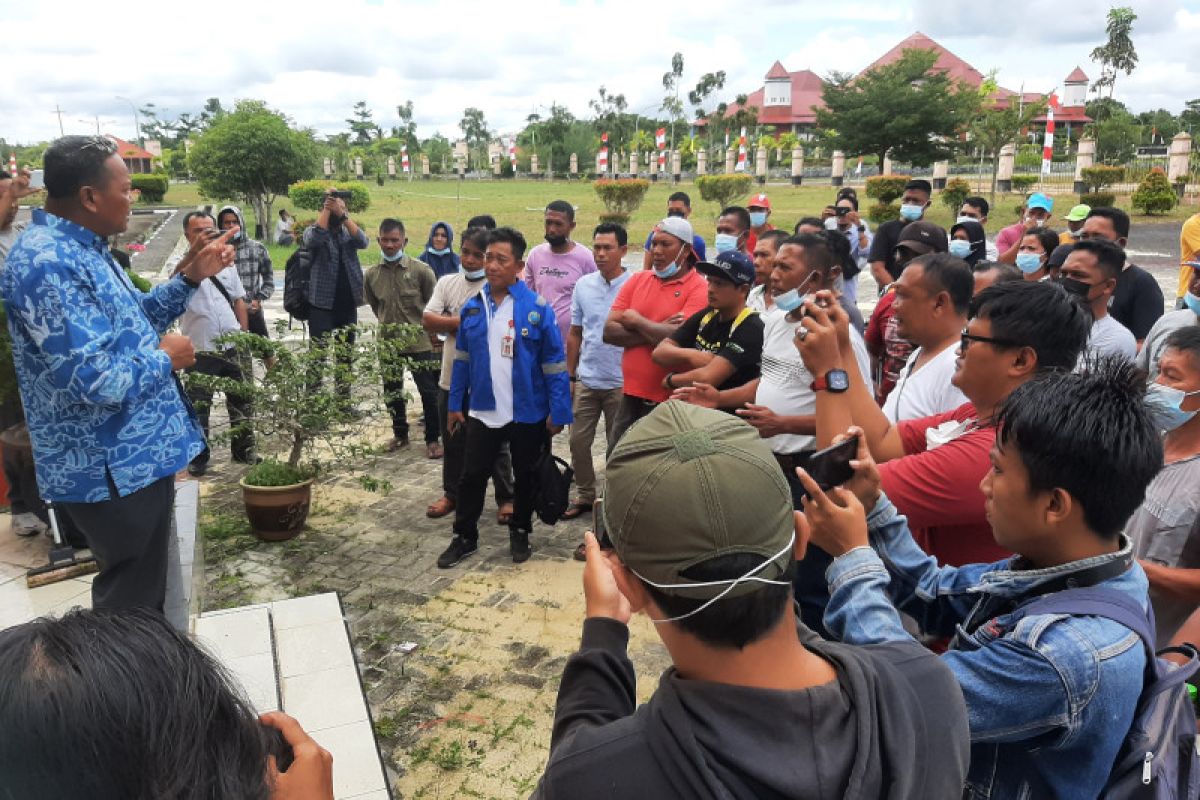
1027, 192, 1053, 212
696, 250, 755, 287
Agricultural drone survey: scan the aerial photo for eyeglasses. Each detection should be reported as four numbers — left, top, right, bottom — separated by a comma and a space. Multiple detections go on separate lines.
961, 328, 1024, 351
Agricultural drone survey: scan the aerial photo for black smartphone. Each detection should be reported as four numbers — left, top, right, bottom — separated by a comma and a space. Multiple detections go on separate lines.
836, 206, 850, 217
803, 435, 859, 497
331, 190, 353, 201
261, 722, 294, 772
594, 498, 613, 549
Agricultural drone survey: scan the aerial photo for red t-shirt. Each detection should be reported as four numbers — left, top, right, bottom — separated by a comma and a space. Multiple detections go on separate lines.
864, 290, 913, 406
879, 403, 1012, 567
610, 268, 709, 402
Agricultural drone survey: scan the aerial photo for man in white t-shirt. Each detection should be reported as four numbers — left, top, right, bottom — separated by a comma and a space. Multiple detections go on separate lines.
1061, 239, 1137, 362
746, 230, 788, 313
883, 253, 971, 423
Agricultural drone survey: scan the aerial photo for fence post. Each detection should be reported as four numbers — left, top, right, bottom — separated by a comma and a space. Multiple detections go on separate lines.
322, 158, 333, 177
882, 153, 893, 175
725, 147, 736, 174
1169, 132, 1192, 198
755, 147, 768, 185
1074, 137, 1096, 194
421, 154, 430, 180
628, 151, 637, 177
492, 155, 502, 178
933, 160, 948, 189
530, 153, 539, 178
996, 144, 1015, 193
353, 157, 363, 179
387, 157, 396, 179
672, 150, 682, 183
696, 148, 707, 177
831, 151, 845, 187
791, 146, 805, 186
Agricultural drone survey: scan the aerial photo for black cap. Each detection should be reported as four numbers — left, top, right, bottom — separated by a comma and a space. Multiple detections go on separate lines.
1048, 243, 1074, 269
896, 221, 948, 255
696, 250, 756, 287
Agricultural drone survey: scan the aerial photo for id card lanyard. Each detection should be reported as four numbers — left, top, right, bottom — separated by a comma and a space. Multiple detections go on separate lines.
483, 293, 515, 360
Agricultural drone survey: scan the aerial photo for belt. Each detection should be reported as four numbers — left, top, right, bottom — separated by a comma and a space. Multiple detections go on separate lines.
774, 450, 815, 473
624, 395, 659, 409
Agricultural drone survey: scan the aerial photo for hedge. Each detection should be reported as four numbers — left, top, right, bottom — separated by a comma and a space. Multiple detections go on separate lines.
1131, 168, 1177, 215
593, 179, 650, 218
940, 178, 971, 211
131, 173, 169, 203
1080, 192, 1117, 208
865, 176, 909, 205
1080, 165, 1125, 193
695, 174, 753, 210
287, 180, 371, 213
868, 202, 900, 224
1010, 175, 1038, 192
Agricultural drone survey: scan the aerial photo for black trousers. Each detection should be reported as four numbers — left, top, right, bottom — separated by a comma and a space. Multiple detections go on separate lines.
452, 417, 544, 541
438, 389, 514, 503
782, 460, 834, 639
247, 306, 270, 337
385, 351, 441, 443
308, 304, 358, 402
185, 352, 254, 466
58, 474, 176, 612
608, 394, 659, 456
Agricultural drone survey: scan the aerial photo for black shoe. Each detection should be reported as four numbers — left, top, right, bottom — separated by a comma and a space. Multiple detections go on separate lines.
510, 529, 532, 564
187, 462, 207, 477
437, 535, 478, 569
232, 454, 263, 465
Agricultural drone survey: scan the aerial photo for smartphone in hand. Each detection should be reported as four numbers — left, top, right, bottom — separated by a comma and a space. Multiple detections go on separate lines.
802, 435, 859, 498
594, 498, 613, 550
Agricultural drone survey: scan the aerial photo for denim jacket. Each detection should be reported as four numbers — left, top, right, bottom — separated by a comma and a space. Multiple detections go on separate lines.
824, 494, 1148, 800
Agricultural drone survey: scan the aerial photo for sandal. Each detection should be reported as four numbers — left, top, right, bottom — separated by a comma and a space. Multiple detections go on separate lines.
560, 500, 593, 520
426, 496, 456, 518
573, 542, 588, 562
496, 502, 514, 525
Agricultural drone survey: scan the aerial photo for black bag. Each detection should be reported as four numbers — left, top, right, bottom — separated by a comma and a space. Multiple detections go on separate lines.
532, 449, 573, 525
283, 246, 312, 321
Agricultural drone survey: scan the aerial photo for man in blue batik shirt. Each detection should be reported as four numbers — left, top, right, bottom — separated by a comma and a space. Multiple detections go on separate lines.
1, 135, 237, 612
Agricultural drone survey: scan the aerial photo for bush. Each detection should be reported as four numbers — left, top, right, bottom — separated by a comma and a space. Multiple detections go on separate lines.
696, 174, 754, 210
131, 173, 169, 203
940, 177, 971, 211
592, 179, 650, 218
1131, 168, 1177, 215
598, 212, 631, 226
245, 458, 313, 487
1080, 192, 1117, 208
868, 202, 900, 224
1080, 165, 1125, 193
287, 180, 371, 213
1010, 175, 1038, 193
865, 175, 910, 205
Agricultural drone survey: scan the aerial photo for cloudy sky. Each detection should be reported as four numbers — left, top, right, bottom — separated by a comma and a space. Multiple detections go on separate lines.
3, 0, 1198, 145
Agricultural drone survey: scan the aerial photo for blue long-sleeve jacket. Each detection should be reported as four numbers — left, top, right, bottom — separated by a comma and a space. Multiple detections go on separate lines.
1, 209, 204, 502
823, 494, 1148, 800
449, 281, 572, 426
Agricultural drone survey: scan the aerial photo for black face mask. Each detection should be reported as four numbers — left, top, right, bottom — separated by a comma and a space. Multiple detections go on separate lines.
1057, 276, 1092, 299
545, 233, 568, 247
666, 209, 686, 219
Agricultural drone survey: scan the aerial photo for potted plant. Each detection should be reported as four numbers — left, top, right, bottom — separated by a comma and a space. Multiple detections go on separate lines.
192, 322, 422, 541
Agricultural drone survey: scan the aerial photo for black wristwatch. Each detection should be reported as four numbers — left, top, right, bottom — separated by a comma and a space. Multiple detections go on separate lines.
811, 369, 850, 393
857, 225, 867, 233
179, 273, 201, 289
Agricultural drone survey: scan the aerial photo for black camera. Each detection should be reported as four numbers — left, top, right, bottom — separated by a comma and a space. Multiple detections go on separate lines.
835, 206, 851, 217
329, 190, 353, 202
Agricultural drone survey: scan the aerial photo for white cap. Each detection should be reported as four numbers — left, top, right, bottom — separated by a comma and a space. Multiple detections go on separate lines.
656, 216, 694, 244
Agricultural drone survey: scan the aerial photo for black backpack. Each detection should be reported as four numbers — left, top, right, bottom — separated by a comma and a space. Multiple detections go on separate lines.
532, 449, 573, 525
283, 246, 312, 321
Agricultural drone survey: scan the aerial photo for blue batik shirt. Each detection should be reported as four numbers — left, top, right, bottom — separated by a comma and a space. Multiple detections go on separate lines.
1, 209, 205, 503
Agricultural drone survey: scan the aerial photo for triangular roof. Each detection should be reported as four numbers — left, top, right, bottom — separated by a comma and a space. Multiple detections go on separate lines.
861, 31, 987, 88
722, 68, 825, 125
764, 60, 790, 80
1064, 66, 1089, 83
107, 135, 154, 160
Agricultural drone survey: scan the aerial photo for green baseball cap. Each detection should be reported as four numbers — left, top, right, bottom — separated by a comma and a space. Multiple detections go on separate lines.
602, 401, 795, 600
1064, 203, 1091, 222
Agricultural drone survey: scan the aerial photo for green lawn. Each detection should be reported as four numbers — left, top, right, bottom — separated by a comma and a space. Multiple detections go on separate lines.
148, 177, 1200, 262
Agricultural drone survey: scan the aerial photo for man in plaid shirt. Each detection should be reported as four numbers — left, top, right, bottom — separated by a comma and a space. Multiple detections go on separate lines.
217, 205, 274, 338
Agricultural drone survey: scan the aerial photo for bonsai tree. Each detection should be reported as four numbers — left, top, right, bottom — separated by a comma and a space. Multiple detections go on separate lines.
593, 178, 649, 225
1131, 167, 1177, 215
695, 174, 753, 213
865, 175, 910, 223
940, 177, 971, 213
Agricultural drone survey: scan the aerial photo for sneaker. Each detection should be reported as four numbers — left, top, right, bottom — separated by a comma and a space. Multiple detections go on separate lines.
387, 436, 410, 452
187, 462, 207, 477
426, 441, 444, 459
510, 529, 532, 564
437, 535, 478, 569
12, 512, 45, 538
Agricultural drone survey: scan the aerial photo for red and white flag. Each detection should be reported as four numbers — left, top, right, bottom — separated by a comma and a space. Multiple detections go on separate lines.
655, 128, 666, 150
509, 141, 517, 167
735, 127, 747, 172
598, 132, 609, 172
1041, 94, 1058, 177
7, 154, 15, 177
401, 145, 410, 173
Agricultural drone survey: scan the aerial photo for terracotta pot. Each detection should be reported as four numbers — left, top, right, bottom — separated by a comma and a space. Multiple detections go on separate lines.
239, 478, 313, 542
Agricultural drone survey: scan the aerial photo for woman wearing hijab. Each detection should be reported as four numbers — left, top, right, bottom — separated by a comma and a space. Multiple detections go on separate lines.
948, 220, 987, 266
423, 221, 460, 279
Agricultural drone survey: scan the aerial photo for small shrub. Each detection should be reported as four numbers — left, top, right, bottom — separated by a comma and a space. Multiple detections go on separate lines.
1080, 191, 1117, 208
1131, 168, 1177, 215
1010, 175, 1038, 192
865, 175, 910, 205
868, 202, 900, 224
131, 173, 169, 202
287, 180, 371, 213
1080, 165, 1125, 193
696, 174, 754, 210
597, 212, 631, 226
940, 177, 971, 211
244, 458, 312, 487
592, 179, 650, 219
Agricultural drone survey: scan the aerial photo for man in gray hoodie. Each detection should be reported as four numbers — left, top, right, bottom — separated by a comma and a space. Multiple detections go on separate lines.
536, 401, 969, 800
216, 206, 274, 339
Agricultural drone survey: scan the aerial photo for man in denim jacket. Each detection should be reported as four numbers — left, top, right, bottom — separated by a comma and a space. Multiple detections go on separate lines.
797, 360, 1163, 799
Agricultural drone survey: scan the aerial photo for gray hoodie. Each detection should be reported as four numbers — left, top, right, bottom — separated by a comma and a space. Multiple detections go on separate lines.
215, 205, 273, 303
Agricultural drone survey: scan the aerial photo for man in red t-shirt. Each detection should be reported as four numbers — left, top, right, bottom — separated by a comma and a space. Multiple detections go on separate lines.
796, 276, 1091, 567
604, 216, 708, 448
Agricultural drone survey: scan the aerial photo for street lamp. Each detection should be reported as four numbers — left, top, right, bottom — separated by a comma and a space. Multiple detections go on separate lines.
115, 96, 142, 146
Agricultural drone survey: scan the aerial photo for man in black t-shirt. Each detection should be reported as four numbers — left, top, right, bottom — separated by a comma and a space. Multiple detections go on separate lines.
868, 179, 932, 290
651, 250, 764, 392
1079, 206, 1164, 344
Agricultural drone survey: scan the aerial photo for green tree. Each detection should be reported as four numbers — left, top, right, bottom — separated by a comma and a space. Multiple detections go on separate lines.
661, 52, 685, 159
189, 100, 318, 241
1180, 99, 1200, 133
1090, 6, 1138, 100
688, 70, 726, 123
1136, 109, 1179, 145
391, 101, 419, 151
347, 101, 379, 145
422, 133, 452, 174
970, 79, 1048, 201
815, 49, 978, 168
459, 107, 490, 171
198, 98, 226, 131
589, 86, 632, 151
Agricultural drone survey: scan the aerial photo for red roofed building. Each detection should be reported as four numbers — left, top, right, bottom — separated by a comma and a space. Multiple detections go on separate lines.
720, 61, 826, 136
107, 135, 156, 174
862, 31, 989, 88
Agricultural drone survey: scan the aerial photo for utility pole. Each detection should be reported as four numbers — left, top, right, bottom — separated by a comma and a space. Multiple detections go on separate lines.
51, 105, 65, 136
115, 96, 142, 146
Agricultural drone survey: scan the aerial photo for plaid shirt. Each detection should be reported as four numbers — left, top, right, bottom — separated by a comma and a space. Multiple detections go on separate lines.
234, 238, 274, 302
302, 224, 367, 311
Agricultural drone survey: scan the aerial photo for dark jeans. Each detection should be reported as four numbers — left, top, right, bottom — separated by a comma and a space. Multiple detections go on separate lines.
1, 424, 42, 519
247, 306, 270, 337
386, 351, 440, 443
185, 351, 254, 466
608, 394, 659, 456
58, 474, 176, 612
782, 459, 834, 639
308, 304, 358, 402
452, 417, 544, 541
438, 388, 513, 503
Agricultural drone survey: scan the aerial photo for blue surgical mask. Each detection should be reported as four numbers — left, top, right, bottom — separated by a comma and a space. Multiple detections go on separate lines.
381, 250, 404, 262
1145, 381, 1200, 432
653, 262, 681, 279
714, 233, 738, 254
955, 215, 977, 226
428, 246, 452, 256
1184, 291, 1200, 316
948, 240, 972, 259
749, 211, 768, 227
774, 287, 805, 312
1015, 253, 1044, 274
462, 266, 485, 280
899, 203, 924, 221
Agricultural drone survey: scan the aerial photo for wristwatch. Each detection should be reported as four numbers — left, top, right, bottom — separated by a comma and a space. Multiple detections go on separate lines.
179, 272, 201, 289
811, 369, 849, 393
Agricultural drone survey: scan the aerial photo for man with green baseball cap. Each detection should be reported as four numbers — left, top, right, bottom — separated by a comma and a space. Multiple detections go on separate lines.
1060, 203, 1090, 245
534, 401, 968, 799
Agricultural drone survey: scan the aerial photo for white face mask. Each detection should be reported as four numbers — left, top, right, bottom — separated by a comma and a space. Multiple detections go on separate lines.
380, 249, 404, 262
956, 215, 978, 226
823, 217, 840, 231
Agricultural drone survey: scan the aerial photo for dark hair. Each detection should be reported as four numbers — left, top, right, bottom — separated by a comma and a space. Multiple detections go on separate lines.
278, 209, 289, 218
968, 280, 1091, 372
780, 233, 838, 277
1022, 227, 1060, 256
949, 219, 988, 265
972, 260, 1023, 284
835, 194, 859, 211
820, 228, 856, 277
963, 196, 990, 218
379, 217, 405, 235
836, 187, 858, 201
719, 206, 751, 232
461, 226, 491, 252
467, 214, 497, 230
996, 358, 1162, 539
43, 135, 119, 200
593, 221, 628, 247
1070, 238, 1126, 280
667, 191, 691, 207
912, 253, 973, 315
181, 210, 214, 231
0, 608, 271, 799
545, 199, 574, 222
904, 179, 932, 196
217, 208, 239, 226
794, 217, 824, 233
758, 229, 789, 251
1165, 325, 1200, 362
1086, 206, 1131, 239
488, 226, 527, 260
1047, 243, 1075, 269
643, 555, 796, 649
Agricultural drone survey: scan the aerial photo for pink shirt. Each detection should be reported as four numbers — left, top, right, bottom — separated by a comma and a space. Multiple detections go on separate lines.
524, 241, 596, 343
994, 222, 1025, 256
